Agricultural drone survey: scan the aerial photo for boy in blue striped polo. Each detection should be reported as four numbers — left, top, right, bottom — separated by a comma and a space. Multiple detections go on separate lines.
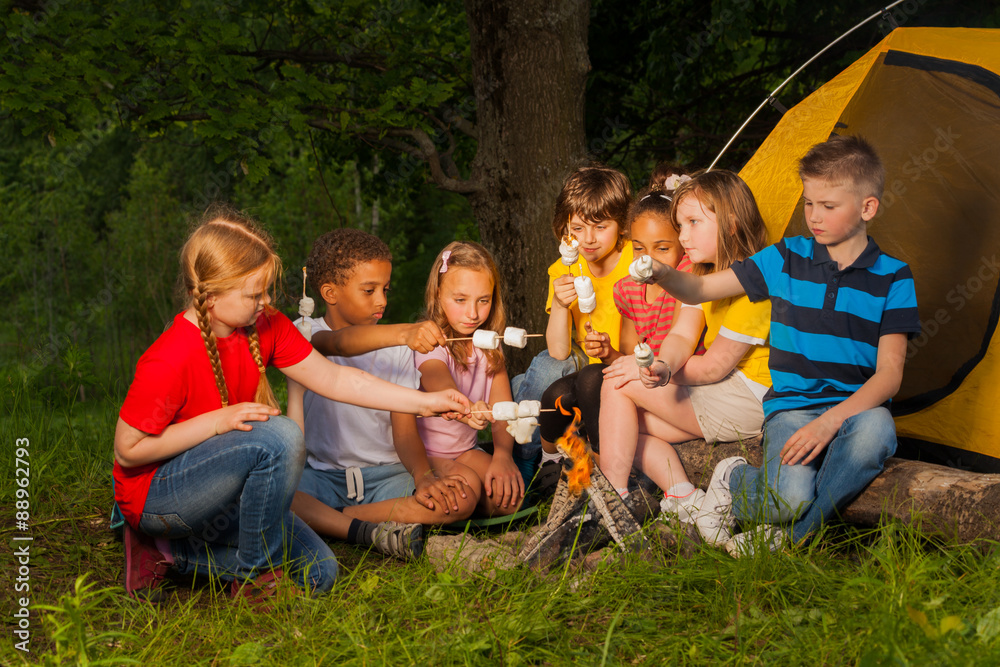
635, 135, 920, 553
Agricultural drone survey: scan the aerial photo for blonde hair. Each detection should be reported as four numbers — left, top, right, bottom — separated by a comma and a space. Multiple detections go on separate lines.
670, 170, 769, 276
180, 204, 282, 410
423, 241, 506, 375
799, 134, 884, 200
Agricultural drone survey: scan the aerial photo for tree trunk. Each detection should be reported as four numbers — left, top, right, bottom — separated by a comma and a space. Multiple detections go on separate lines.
672, 438, 1000, 544
465, 0, 590, 374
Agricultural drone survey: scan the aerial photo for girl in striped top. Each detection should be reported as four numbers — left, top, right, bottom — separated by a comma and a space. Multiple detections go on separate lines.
537, 166, 697, 458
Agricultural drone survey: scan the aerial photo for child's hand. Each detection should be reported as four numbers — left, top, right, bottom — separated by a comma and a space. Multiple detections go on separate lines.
603, 355, 641, 389
551, 274, 578, 310
213, 402, 281, 436
403, 321, 447, 353
780, 414, 840, 465
639, 360, 672, 389
460, 400, 493, 430
646, 257, 671, 284
422, 390, 471, 418
485, 452, 525, 510
414, 471, 472, 514
582, 322, 612, 360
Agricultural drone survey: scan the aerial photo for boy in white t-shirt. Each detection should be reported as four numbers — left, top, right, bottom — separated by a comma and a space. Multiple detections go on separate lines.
290, 229, 477, 560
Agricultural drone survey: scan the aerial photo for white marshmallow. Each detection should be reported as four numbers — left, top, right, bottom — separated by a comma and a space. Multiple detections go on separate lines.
503, 327, 528, 348
559, 237, 580, 266
506, 417, 539, 445
629, 256, 653, 283
492, 401, 518, 422
516, 400, 541, 418
574, 275, 595, 299
634, 342, 654, 368
472, 329, 500, 350
298, 296, 315, 317
296, 318, 313, 341
578, 294, 597, 314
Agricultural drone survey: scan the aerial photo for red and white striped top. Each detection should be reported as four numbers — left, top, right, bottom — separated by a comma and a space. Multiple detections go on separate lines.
613, 255, 699, 355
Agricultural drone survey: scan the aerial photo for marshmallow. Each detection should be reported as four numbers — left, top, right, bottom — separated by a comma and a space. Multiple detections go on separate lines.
492, 401, 518, 422
574, 276, 595, 299
629, 255, 653, 283
503, 327, 528, 348
516, 400, 541, 418
506, 417, 539, 445
472, 329, 500, 350
298, 296, 315, 317
574, 276, 597, 313
296, 318, 313, 341
559, 237, 580, 266
634, 342, 654, 368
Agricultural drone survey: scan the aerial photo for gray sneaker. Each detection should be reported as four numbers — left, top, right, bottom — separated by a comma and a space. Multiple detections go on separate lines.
371, 521, 424, 561
695, 456, 746, 546
659, 488, 706, 525
724, 524, 787, 558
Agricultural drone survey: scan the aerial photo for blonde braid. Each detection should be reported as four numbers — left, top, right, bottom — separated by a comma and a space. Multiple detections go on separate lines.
247, 325, 280, 410
192, 283, 230, 407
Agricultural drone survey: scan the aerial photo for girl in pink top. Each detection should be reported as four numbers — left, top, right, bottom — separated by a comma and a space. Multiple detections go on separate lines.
415, 242, 525, 516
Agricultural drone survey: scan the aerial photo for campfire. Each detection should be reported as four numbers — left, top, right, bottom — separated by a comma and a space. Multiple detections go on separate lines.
518, 398, 646, 567
554, 397, 592, 495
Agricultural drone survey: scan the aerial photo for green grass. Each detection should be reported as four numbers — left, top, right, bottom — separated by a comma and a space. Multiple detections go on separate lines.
4, 378, 1000, 665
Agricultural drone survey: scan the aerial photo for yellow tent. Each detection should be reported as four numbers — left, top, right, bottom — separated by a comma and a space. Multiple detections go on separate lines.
739, 28, 1000, 466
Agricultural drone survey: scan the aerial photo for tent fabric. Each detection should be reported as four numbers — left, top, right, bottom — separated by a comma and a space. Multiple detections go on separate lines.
738, 28, 1000, 462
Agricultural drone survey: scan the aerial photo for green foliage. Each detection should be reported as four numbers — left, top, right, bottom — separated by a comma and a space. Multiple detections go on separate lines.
35, 575, 139, 666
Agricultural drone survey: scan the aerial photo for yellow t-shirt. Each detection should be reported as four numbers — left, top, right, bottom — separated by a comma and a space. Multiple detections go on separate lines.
545, 245, 635, 364
700, 294, 772, 388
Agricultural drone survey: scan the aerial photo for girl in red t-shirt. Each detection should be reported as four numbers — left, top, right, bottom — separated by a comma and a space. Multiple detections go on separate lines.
115, 206, 468, 603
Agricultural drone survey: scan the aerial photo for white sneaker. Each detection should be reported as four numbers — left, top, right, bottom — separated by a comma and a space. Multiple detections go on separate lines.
695, 456, 746, 546
659, 488, 706, 525
724, 524, 787, 558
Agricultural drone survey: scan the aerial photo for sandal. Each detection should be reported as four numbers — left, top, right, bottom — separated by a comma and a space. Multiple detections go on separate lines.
230, 569, 295, 609
123, 524, 170, 602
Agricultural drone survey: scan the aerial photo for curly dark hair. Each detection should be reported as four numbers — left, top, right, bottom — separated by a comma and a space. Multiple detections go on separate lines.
306, 228, 392, 293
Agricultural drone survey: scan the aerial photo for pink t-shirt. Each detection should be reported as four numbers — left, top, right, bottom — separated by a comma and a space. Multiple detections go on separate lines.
414, 345, 494, 459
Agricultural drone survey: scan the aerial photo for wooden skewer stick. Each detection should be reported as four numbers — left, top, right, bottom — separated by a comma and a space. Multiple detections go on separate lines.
302, 266, 307, 297
469, 408, 558, 415
444, 334, 544, 342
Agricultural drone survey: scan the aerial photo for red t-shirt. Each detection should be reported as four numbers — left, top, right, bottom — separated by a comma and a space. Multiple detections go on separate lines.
114, 310, 312, 526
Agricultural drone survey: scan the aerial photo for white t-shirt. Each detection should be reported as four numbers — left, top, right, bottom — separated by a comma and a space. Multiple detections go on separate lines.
296, 317, 421, 470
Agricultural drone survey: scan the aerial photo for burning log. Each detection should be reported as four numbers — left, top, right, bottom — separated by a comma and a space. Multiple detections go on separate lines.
671, 436, 1000, 543
518, 403, 646, 569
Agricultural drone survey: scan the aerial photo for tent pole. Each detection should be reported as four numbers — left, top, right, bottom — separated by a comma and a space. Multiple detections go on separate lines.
707, 0, 908, 171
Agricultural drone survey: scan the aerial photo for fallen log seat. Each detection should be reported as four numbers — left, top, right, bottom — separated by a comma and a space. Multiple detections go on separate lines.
671, 437, 1000, 544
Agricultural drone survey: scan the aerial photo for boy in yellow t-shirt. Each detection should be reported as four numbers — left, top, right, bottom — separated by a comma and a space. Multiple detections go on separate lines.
511, 163, 633, 471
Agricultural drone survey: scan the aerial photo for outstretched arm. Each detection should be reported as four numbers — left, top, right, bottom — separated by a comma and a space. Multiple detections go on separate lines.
644, 260, 745, 304
282, 349, 469, 417
312, 321, 447, 357
781, 333, 908, 465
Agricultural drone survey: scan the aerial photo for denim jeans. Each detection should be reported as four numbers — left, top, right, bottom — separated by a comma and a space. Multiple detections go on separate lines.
729, 406, 897, 543
510, 350, 582, 462
139, 416, 338, 594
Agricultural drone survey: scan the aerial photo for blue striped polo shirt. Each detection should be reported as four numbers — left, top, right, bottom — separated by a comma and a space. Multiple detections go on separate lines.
730, 236, 920, 418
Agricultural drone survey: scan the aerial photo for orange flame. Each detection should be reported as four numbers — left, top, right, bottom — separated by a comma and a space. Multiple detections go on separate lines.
554, 396, 592, 496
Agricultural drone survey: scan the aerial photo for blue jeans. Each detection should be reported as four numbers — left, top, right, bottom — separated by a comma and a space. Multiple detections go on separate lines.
730, 406, 897, 543
139, 416, 338, 595
510, 350, 582, 462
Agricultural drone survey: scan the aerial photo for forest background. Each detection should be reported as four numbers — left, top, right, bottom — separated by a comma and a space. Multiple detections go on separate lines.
2, 0, 999, 403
